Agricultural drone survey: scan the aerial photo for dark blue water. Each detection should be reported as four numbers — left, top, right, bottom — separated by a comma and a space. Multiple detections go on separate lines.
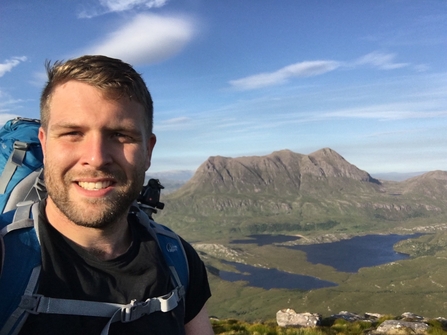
219, 261, 337, 290
220, 233, 423, 290
287, 234, 422, 273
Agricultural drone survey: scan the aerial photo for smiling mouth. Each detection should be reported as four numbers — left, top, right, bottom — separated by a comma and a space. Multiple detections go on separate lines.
78, 181, 113, 191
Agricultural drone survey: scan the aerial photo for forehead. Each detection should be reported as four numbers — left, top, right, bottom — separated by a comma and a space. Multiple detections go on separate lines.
48, 81, 147, 128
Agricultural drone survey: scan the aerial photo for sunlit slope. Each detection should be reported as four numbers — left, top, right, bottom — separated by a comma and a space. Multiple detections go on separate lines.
158, 148, 447, 240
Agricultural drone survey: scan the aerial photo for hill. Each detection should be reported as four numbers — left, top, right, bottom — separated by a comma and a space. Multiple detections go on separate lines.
158, 148, 447, 240
152, 148, 447, 321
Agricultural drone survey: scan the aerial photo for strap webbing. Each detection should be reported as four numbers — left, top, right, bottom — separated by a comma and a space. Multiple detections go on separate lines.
0, 266, 41, 335
13, 287, 182, 335
0, 142, 29, 194
1, 202, 185, 335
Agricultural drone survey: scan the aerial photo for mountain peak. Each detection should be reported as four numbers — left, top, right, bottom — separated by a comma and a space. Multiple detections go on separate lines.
180, 148, 379, 195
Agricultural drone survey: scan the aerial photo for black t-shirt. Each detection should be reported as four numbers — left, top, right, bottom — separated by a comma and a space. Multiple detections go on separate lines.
19, 202, 211, 335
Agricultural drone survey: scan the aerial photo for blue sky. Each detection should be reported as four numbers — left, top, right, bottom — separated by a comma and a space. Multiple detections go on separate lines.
1, 0, 446, 174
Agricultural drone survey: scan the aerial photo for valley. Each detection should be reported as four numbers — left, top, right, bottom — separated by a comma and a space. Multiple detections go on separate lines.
149, 148, 447, 321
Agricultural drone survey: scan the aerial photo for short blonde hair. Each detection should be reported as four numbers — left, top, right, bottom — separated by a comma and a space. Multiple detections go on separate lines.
40, 55, 153, 134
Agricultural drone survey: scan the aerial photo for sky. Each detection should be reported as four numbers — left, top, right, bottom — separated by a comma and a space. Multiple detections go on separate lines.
1, 0, 446, 174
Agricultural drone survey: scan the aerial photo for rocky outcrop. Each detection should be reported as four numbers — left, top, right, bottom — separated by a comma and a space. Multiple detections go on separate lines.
276, 310, 447, 334
276, 309, 321, 328
374, 320, 429, 334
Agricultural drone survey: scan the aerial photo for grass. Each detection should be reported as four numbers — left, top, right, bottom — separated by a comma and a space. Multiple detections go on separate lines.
204, 234, 447, 321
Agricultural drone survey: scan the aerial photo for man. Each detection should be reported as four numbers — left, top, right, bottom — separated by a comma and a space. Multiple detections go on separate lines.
18, 55, 213, 334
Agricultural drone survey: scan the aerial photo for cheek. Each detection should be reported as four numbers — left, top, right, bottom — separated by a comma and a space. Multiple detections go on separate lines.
44, 142, 77, 173
129, 147, 151, 173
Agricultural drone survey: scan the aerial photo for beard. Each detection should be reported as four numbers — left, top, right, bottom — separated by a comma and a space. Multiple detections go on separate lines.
44, 166, 145, 229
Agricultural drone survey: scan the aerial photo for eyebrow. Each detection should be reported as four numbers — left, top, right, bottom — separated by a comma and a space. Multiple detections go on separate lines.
49, 122, 144, 136
49, 122, 82, 131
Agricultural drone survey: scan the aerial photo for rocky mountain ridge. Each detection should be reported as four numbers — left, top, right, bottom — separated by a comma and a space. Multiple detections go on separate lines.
177, 148, 379, 194
159, 148, 447, 238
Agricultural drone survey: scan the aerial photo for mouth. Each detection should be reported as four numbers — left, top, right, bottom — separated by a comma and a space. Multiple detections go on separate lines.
77, 180, 113, 191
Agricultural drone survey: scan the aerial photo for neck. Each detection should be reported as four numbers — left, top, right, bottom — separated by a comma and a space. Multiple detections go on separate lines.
45, 198, 132, 260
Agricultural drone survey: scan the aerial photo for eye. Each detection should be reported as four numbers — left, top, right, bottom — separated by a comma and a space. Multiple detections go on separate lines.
61, 131, 83, 139
113, 132, 134, 143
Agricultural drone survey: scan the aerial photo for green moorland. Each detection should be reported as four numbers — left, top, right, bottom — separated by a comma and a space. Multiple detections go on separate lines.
199, 231, 447, 321
153, 150, 447, 322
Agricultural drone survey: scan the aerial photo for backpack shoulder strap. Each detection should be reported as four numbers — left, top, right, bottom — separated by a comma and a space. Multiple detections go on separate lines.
1, 204, 189, 335
0, 141, 30, 194
132, 206, 189, 292
0, 202, 41, 335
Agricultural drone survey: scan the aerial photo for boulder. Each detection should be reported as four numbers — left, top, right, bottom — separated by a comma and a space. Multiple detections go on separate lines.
276, 309, 321, 328
375, 320, 429, 334
330, 311, 369, 322
400, 312, 426, 322
365, 312, 384, 319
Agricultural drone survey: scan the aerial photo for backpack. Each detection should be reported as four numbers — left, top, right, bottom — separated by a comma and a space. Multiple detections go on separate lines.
0, 118, 189, 335
0, 118, 45, 214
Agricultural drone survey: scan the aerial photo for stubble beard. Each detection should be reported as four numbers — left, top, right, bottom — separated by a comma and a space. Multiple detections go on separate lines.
44, 166, 145, 229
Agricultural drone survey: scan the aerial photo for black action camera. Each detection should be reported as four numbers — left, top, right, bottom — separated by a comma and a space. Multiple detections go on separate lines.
137, 178, 165, 218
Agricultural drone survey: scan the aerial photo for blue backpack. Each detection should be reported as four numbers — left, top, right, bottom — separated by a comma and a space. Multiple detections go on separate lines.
0, 118, 189, 335
0, 118, 44, 214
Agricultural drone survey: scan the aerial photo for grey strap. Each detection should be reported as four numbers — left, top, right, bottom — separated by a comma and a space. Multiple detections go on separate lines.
22, 169, 46, 204
100, 289, 181, 335
1, 202, 183, 335
0, 202, 34, 238
15, 287, 182, 335
19, 296, 123, 317
0, 141, 29, 194
19, 288, 181, 318
0, 266, 41, 335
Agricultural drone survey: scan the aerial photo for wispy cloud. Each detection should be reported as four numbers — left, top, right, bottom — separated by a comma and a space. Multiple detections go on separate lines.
0, 91, 22, 125
354, 51, 409, 70
155, 116, 193, 131
229, 60, 340, 90
79, 0, 168, 18
0, 113, 20, 126
319, 105, 447, 121
0, 57, 27, 77
84, 13, 195, 65
229, 51, 412, 91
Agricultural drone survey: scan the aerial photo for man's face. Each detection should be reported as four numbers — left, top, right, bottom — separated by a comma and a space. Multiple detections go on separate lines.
39, 80, 156, 228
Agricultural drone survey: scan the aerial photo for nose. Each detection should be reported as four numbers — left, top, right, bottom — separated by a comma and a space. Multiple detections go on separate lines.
80, 134, 113, 168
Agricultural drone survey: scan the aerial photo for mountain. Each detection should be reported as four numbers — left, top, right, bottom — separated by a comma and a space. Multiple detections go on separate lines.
145, 170, 194, 194
147, 170, 194, 182
372, 171, 426, 181
153, 149, 447, 321
158, 148, 447, 240
178, 148, 379, 193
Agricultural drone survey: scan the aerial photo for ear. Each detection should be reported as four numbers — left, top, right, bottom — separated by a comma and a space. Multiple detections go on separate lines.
38, 127, 47, 161
145, 133, 157, 170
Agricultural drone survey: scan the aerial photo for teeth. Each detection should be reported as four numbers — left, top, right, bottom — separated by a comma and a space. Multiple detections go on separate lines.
78, 181, 112, 190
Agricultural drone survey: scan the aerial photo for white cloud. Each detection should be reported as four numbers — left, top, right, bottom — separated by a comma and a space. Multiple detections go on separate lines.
155, 116, 193, 131
354, 52, 409, 70
100, 0, 167, 12
84, 13, 195, 65
0, 113, 20, 126
0, 56, 27, 77
162, 116, 191, 124
319, 103, 447, 121
229, 60, 341, 90
229, 51, 414, 91
79, 0, 168, 18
